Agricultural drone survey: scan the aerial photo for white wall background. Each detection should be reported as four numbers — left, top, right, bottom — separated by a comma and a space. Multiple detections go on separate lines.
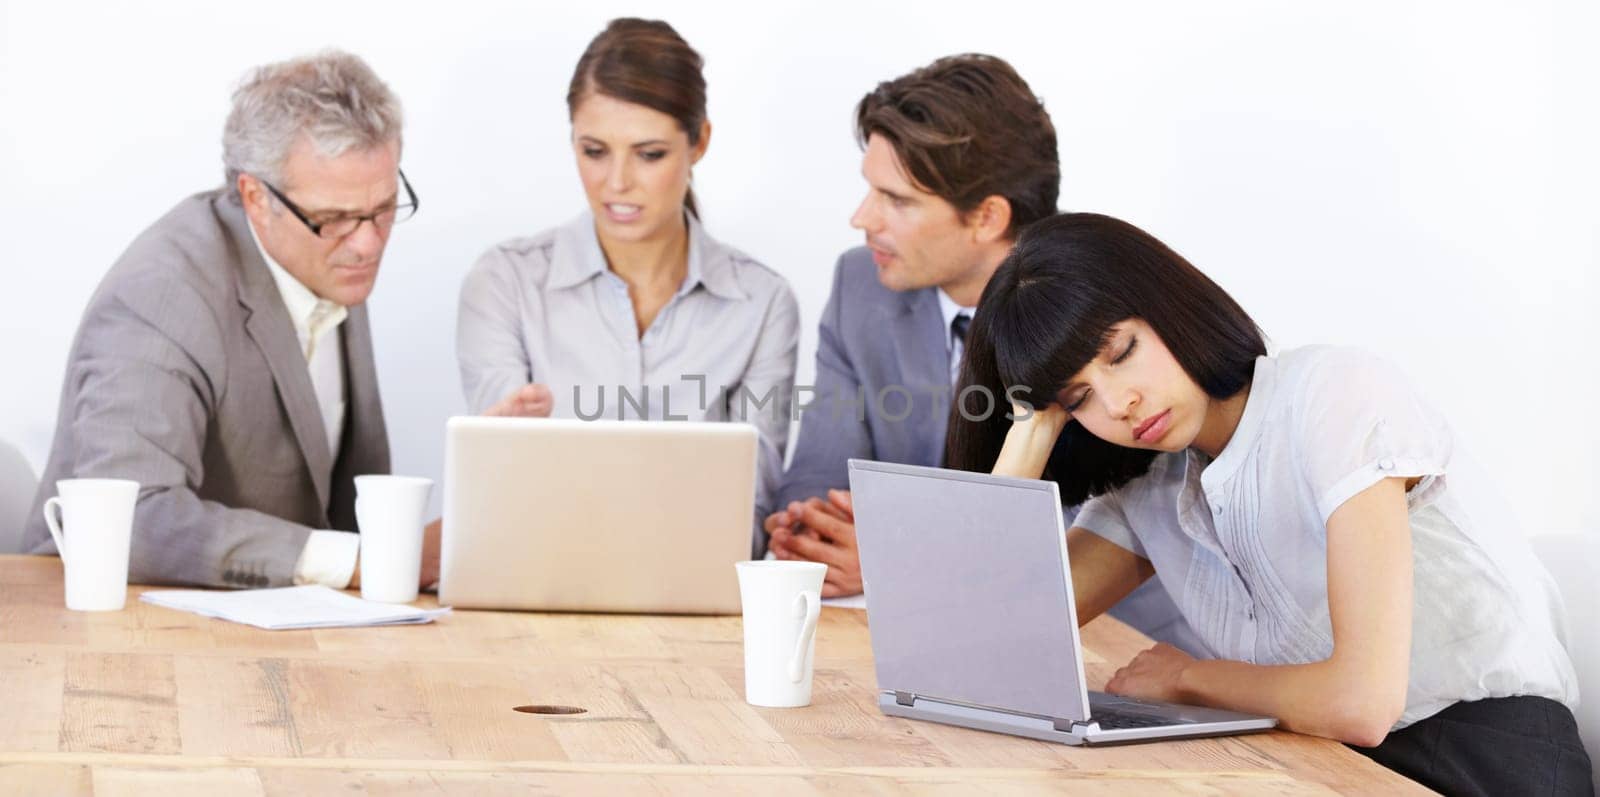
1, 0, 1595, 533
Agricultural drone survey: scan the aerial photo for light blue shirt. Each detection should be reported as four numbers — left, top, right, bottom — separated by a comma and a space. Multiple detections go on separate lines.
456, 212, 800, 533
1075, 346, 1578, 729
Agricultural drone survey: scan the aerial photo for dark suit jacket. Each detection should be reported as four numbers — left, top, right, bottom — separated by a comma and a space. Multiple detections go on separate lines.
23, 190, 390, 588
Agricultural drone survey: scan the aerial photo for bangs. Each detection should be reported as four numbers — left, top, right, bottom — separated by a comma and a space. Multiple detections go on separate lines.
987, 274, 1130, 409
948, 211, 1267, 507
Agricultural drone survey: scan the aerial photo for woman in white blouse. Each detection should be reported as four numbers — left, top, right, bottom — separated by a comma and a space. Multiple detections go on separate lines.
457, 19, 800, 544
947, 213, 1590, 795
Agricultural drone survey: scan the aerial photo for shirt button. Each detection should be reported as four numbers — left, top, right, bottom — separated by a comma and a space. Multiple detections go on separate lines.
1212, 504, 1223, 516
1378, 458, 1395, 471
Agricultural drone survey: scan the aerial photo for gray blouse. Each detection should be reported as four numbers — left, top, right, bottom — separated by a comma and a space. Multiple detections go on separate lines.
456, 212, 800, 530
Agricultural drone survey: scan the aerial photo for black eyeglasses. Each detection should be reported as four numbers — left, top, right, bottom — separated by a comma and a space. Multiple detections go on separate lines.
258, 169, 419, 239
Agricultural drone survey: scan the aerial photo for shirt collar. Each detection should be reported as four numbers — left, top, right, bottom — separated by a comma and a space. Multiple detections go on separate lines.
936, 288, 975, 348
548, 210, 748, 301
246, 219, 348, 349
1202, 354, 1277, 489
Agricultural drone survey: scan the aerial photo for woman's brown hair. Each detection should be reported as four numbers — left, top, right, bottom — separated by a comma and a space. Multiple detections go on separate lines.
567, 18, 708, 217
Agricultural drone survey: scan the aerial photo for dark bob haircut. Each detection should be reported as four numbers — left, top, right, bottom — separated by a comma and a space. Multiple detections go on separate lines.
945, 213, 1268, 504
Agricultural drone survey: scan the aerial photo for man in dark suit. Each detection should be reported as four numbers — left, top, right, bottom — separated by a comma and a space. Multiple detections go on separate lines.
24, 51, 432, 590
766, 54, 1202, 653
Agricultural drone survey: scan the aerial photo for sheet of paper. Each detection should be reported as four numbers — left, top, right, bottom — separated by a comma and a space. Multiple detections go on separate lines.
141, 585, 450, 630
823, 593, 867, 609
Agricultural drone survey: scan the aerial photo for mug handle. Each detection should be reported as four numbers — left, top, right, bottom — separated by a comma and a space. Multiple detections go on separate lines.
786, 590, 822, 683
42, 496, 67, 564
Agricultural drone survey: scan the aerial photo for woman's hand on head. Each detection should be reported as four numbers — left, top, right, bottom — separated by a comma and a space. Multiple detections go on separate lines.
1013, 401, 1069, 437
992, 401, 1070, 480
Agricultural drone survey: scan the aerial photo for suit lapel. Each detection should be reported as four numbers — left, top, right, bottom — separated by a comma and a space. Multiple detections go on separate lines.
223, 200, 335, 515
889, 288, 953, 463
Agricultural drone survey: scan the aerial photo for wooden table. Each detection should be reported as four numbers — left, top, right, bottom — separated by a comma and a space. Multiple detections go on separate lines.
0, 555, 1423, 795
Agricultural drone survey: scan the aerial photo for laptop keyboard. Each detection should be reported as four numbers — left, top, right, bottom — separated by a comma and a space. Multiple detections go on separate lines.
1091, 707, 1175, 730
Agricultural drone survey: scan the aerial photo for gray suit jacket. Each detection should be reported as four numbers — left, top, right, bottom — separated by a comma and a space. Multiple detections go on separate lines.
769, 247, 950, 530
23, 190, 390, 588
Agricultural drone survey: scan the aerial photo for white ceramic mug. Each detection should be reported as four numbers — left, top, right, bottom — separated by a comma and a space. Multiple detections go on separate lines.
42, 478, 140, 611
354, 475, 433, 603
736, 560, 827, 707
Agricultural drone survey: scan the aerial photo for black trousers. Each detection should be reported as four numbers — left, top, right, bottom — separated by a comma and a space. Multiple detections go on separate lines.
1350, 696, 1593, 796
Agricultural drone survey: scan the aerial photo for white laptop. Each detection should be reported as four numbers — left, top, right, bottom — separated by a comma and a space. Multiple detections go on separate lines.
438, 416, 757, 614
848, 459, 1277, 745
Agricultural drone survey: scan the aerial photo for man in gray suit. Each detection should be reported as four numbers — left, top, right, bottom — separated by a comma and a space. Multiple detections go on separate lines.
765, 54, 1058, 592
23, 51, 430, 590
765, 54, 1204, 653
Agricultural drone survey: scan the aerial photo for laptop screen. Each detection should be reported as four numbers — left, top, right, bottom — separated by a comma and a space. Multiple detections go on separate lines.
849, 460, 1092, 721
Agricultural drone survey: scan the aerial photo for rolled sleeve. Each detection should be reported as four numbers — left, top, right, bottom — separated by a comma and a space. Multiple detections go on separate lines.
1294, 348, 1451, 523
1073, 491, 1146, 558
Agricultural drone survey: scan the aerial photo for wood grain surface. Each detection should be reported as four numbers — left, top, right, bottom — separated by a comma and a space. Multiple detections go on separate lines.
0, 555, 1425, 795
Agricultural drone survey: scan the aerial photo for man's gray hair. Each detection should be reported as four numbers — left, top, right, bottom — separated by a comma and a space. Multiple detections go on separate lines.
222, 50, 403, 198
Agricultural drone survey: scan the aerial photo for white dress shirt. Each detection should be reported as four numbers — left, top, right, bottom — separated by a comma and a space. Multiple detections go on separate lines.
247, 223, 359, 589
936, 289, 975, 385
1074, 346, 1578, 729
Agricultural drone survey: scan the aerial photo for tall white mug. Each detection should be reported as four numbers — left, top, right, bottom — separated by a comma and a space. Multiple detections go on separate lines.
736, 560, 827, 708
42, 478, 140, 611
354, 475, 433, 603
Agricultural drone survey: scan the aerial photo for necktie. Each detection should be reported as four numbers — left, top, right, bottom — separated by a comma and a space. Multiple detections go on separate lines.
950, 313, 971, 384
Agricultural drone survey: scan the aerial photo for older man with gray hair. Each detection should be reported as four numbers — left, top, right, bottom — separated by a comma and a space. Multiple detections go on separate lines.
23, 50, 429, 590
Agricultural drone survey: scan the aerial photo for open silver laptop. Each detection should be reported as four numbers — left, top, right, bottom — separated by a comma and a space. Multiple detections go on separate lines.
848, 459, 1277, 745
438, 417, 756, 614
